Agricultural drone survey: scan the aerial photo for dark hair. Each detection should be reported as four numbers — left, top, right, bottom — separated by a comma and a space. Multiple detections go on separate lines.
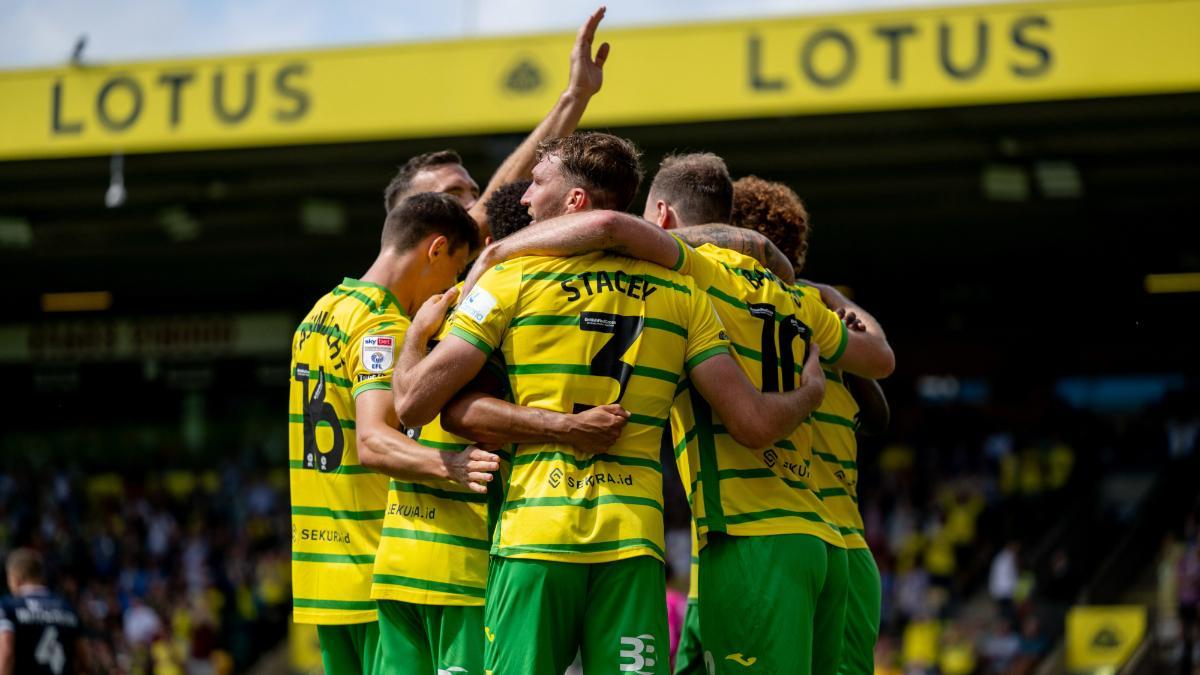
382, 192, 478, 254
5, 548, 45, 584
534, 132, 643, 211
647, 152, 732, 226
383, 150, 464, 212
485, 180, 533, 241
730, 176, 810, 270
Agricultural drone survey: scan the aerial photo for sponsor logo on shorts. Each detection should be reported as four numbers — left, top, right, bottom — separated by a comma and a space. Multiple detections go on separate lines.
725, 652, 758, 667
619, 634, 656, 673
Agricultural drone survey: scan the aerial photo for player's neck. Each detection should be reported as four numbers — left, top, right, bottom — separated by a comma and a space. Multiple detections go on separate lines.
360, 250, 423, 317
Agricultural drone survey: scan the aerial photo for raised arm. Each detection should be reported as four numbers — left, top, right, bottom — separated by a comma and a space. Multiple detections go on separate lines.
469, 6, 610, 236
689, 343, 826, 450
805, 281, 895, 380
672, 224, 796, 283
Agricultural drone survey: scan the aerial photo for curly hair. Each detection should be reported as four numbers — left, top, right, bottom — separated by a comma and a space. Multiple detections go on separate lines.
730, 175, 810, 271
485, 180, 533, 242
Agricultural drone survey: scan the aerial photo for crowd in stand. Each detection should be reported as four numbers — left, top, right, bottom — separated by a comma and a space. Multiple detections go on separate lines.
3, 383, 1195, 674
0, 460, 291, 675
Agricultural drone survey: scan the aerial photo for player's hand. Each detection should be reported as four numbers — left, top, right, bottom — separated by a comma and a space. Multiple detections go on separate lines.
837, 307, 866, 332
567, 6, 609, 99
411, 286, 458, 343
800, 341, 826, 399
445, 445, 501, 494
565, 404, 630, 454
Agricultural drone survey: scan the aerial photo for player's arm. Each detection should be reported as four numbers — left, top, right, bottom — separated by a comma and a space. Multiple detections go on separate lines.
356, 389, 499, 493
442, 381, 629, 454
468, 7, 609, 237
392, 289, 492, 427
804, 281, 895, 380
845, 374, 889, 436
464, 210, 681, 295
672, 224, 796, 283
0, 624, 13, 675
689, 343, 826, 450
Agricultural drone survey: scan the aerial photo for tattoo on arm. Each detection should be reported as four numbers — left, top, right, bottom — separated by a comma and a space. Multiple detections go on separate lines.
674, 225, 795, 282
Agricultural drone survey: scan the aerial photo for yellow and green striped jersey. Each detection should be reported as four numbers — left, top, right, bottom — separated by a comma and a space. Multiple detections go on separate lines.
371, 316, 504, 607
670, 244, 849, 550
812, 372, 868, 549
688, 520, 700, 601
289, 278, 406, 625
448, 253, 730, 564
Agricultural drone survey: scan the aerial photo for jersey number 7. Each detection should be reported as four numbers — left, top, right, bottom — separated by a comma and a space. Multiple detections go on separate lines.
572, 311, 645, 413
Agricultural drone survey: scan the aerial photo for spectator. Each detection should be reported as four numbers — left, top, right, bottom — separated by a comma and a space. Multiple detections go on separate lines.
979, 617, 1021, 674
989, 542, 1020, 619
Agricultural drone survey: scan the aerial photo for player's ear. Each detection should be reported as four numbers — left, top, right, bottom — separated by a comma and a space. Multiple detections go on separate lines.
566, 187, 589, 213
658, 201, 676, 230
426, 234, 449, 261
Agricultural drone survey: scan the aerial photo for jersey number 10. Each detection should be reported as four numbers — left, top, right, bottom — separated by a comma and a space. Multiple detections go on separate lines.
749, 302, 811, 393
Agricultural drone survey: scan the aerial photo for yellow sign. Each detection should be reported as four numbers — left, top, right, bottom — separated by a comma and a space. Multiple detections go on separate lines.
2, 0, 1199, 160
1066, 605, 1146, 671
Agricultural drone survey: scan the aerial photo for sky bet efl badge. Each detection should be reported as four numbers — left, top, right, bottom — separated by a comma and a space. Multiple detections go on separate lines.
362, 335, 394, 373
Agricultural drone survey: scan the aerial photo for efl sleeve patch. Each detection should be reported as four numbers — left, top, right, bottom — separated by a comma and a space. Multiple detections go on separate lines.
361, 335, 395, 373
460, 286, 498, 324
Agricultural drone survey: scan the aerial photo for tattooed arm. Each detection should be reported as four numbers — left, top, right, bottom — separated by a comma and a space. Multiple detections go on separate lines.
672, 224, 795, 283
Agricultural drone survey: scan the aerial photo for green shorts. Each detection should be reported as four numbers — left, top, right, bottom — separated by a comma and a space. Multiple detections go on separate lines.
674, 599, 704, 674
837, 548, 881, 675
317, 622, 379, 675
698, 534, 848, 675
483, 555, 669, 675
376, 600, 483, 674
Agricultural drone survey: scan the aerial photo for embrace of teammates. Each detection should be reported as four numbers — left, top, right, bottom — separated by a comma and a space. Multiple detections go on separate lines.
288, 7, 895, 674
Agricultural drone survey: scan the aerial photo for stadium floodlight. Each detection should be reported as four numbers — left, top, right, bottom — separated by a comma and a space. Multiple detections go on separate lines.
105, 152, 126, 208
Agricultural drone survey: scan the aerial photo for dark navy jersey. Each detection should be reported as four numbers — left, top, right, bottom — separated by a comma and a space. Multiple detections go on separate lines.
0, 589, 80, 675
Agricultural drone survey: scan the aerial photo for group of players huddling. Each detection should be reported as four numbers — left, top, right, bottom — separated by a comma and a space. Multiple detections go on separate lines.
288, 7, 895, 675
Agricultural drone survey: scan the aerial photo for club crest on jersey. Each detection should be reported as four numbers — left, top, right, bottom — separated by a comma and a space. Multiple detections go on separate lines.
362, 335, 394, 372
